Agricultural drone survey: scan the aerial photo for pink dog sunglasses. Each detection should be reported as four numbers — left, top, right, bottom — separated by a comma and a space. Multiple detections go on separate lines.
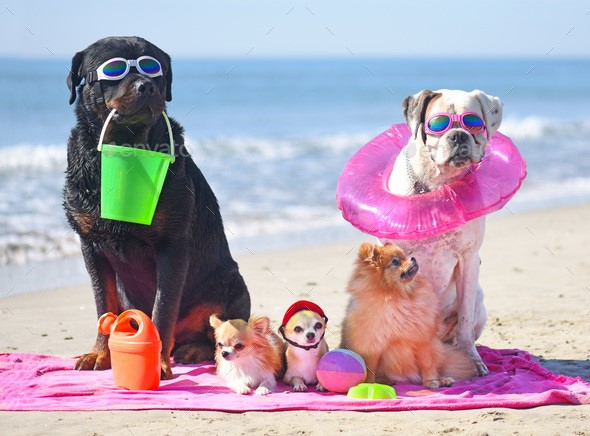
425, 112, 486, 135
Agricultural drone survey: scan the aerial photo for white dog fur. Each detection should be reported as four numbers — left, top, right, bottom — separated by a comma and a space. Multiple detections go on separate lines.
383, 89, 503, 376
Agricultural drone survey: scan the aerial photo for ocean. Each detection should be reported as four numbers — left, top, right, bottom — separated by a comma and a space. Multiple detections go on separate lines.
1, 57, 589, 292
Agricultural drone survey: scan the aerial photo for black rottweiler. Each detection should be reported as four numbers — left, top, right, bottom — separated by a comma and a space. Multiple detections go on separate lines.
64, 36, 250, 379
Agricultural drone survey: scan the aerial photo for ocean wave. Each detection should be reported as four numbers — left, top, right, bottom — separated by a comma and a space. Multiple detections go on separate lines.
0, 144, 67, 175
515, 176, 590, 203
500, 116, 590, 142
185, 131, 372, 162
0, 208, 343, 266
1, 118, 589, 267
223, 205, 343, 239
0, 229, 80, 266
0, 132, 370, 175
2, 117, 589, 175
1, 175, 589, 266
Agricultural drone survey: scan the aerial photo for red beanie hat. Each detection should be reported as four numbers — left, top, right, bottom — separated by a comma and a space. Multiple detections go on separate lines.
281, 300, 327, 327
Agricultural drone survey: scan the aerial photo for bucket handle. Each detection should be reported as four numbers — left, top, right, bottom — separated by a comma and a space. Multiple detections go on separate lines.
97, 108, 175, 160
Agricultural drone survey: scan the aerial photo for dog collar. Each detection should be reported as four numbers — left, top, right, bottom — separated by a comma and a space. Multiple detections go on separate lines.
279, 327, 326, 351
405, 150, 427, 194
279, 300, 328, 351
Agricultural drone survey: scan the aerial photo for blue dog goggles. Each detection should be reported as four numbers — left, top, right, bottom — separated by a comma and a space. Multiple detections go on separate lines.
86, 56, 163, 82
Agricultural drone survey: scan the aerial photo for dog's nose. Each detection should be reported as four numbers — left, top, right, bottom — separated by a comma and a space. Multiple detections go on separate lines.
135, 80, 155, 95
306, 332, 315, 340
221, 351, 229, 359
448, 130, 469, 144
401, 261, 419, 280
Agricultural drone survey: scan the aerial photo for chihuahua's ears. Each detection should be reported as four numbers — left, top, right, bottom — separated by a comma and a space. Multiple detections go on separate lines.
249, 316, 271, 336
209, 314, 224, 329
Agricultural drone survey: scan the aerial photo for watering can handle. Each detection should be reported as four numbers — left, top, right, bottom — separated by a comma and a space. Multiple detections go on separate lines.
97, 109, 175, 159
98, 312, 118, 335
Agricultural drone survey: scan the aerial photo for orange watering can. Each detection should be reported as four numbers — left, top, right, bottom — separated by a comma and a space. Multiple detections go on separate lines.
98, 309, 162, 390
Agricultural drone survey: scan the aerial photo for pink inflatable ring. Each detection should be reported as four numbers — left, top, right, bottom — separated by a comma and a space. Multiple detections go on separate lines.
336, 124, 527, 240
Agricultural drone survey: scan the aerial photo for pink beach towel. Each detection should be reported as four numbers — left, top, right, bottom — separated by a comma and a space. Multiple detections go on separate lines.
1, 346, 589, 412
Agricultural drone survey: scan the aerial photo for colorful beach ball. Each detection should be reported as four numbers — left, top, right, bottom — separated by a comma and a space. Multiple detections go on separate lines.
316, 349, 367, 393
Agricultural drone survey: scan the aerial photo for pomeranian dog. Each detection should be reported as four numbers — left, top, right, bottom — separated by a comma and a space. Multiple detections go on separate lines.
340, 243, 476, 388
279, 300, 329, 392
210, 314, 286, 395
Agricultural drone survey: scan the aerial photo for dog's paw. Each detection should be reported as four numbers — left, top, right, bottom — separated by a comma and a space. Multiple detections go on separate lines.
424, 376, 455, 389
75, 350, 110, 371
461, 345, 489, 376
423, 379, 441, 389
315, 383, 327, 392
160, 357, 173, 380
235, 385, 252, 395
254, 386, 271, 395
173, 343, 214, 364
439, 377, 455, 387
474, 359, 489, 376
293, 383, 308, 392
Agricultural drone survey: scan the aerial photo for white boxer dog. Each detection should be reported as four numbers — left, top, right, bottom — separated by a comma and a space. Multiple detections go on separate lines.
383, 89, 503, 376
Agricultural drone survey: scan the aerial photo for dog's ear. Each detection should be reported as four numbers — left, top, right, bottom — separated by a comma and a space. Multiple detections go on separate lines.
358, 242, 373, 262
209, 314, 223, 329
471, 90, 503, 140
67, 50, 85, 105
403, 90, 441, 142
148, 42, 173, 102
249, 316, 271, 336
359, 242, 379, 263
163, 52, 173, 102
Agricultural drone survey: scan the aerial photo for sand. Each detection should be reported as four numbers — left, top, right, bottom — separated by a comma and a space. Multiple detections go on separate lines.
1, 203, 590, 435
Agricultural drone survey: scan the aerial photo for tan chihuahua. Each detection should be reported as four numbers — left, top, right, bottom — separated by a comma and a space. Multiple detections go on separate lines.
210, 314, 286, 395
279, 300, 329, 392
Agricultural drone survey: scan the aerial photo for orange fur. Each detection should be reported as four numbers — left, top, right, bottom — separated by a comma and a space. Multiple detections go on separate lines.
340, 243, 476, 388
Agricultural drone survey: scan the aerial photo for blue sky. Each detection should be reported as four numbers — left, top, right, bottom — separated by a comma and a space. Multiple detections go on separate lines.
1, 0, 589, 58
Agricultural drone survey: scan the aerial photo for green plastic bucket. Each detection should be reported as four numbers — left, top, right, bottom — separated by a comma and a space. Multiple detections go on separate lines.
98, 109, 175, 225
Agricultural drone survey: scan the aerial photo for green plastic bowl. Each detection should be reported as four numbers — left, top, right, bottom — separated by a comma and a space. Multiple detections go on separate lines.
98, 110, 175, 225
347, 383, 397, 400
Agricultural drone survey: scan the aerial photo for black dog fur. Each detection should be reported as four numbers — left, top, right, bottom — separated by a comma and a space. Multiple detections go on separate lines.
64, 36, 250, 379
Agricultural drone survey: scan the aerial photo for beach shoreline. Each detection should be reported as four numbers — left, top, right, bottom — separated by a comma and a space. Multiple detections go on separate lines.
1, 202, 590, 434
4, 195, 589, 298
3, 57, 590, 274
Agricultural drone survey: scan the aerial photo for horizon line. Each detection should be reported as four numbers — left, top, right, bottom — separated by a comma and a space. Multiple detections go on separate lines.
1, 54, 590, 61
